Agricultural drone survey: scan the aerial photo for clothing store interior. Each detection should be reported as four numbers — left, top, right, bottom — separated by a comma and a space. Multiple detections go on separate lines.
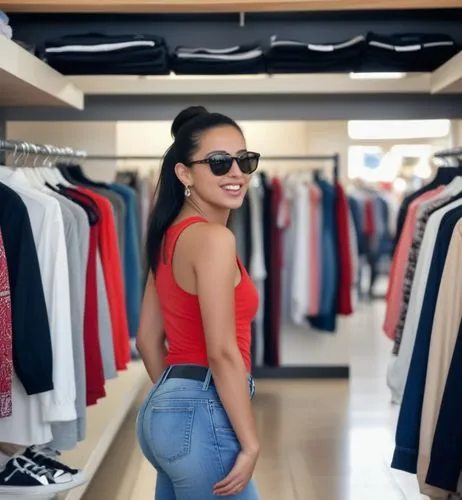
1, 2, 462, 499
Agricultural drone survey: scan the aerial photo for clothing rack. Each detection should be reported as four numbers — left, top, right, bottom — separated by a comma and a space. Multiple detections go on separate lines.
0, 139, 87, 161
259, 153, 340, 181
85, 153, 340, 180
433, 147, 462, 160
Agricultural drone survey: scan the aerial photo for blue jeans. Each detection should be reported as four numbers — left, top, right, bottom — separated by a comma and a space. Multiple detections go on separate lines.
136, 365, 260, 499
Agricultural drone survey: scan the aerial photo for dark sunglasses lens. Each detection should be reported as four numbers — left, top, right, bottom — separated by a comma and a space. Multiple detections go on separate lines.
208, 155, 232, 176
238, 153, 259, 174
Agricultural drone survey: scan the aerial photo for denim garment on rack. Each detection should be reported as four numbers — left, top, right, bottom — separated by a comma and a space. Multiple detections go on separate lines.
110, 183, 142, 339
308, 179, 338, 332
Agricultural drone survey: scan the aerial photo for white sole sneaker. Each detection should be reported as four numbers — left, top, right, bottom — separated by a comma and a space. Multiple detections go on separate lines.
0, 480, 78, 495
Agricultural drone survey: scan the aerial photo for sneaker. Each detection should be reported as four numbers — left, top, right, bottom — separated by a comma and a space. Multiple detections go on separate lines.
0, 455, 76, 495
24, 446, 85, 486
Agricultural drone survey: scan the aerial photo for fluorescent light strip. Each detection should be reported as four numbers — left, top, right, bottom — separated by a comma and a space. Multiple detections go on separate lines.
348, 119, 451, 140
349, 72, 407, 79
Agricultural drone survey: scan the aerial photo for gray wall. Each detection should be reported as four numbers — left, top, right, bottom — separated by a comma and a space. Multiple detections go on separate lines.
2, 94, 462, 122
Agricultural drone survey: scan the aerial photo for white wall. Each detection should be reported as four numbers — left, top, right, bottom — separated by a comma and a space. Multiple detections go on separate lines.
450, 120, 462, 148
116, 120, 349, 182
6, 120, 350, 183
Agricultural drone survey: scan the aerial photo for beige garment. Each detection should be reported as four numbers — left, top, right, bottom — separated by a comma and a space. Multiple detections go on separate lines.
0, 443, 24, 455
417, 219, 462, 499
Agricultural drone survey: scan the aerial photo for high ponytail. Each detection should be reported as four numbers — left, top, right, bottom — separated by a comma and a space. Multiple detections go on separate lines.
146, 106, 242, 275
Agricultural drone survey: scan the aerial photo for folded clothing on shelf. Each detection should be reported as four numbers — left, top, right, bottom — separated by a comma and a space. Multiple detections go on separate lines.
266, 35, 366, 73
171, 43, 266, 75
38, 33, 169, 75
363, 32, 460, 72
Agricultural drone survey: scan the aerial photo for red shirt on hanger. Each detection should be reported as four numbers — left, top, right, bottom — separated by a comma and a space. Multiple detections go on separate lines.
78, 187, 131, 371
62, 188, 106, 406
335, 181, 353, 316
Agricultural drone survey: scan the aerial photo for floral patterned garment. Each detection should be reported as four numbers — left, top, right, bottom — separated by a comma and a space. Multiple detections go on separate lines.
0, 228, 12, 418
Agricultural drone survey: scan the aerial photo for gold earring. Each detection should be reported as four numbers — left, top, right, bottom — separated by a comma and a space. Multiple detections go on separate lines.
185, 185, 191, 198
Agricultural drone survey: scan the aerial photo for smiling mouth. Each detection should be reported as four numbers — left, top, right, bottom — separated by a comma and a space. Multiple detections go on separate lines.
222, 184, 242, 192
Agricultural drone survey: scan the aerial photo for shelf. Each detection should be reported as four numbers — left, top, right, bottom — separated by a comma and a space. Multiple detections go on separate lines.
69, 72, 433, 96
431, 50, 462, 94
0, 37, 84, 109
2, 0, 461, 13
66, 50, 462, 96
253, 366, 350, 379
56, 361, 149, 500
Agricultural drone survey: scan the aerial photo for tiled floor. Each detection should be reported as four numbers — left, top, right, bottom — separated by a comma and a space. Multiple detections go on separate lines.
82, 300, 427, 500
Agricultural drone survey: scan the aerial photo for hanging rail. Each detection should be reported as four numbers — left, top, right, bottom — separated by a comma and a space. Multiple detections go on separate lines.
259, 153, 340, 180
85, 152, 340, 179
434, 147, 462, 159
0, 139, 87, 160
85, 153, 339, 162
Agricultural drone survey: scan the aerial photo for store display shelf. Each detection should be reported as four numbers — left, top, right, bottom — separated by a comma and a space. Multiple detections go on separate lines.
2, 0, 460, 13
0, 37, 84, 109
56, 361, 149, 500
69, 72, 433, 96
432, 50, 462, 94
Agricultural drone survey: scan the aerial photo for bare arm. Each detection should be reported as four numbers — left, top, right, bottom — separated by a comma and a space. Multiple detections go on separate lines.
195, 224, 259, 455
135, 273, 167, 384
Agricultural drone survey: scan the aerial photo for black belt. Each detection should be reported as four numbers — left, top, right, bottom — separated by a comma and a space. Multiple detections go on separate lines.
165, 365, 214, 385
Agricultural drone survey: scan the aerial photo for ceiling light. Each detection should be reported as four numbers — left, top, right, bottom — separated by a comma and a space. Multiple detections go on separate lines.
349, 72, 407, 79
348, 119, 451, 140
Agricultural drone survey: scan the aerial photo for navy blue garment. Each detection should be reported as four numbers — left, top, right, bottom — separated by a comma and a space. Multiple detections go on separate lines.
171, 44, 265, 75
393, 167, 459, 255
425, 315, 462, 492
39, 33, 169, 75
110, 183, 142, 339
391, 206, 462, 473
266, 35, 365, 74
376, 196, 393, 257
309, 178, 337, 332
363, 32, 459, 73
348, 196, 366, 255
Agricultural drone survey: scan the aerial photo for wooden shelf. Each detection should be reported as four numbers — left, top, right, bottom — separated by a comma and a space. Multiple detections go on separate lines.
56, 361, 149, 500
431, 50, 462, 94
2, 0, 461, 13
0, 37, 84, 109
67, 49, 462, 96
69, 72, 433, 96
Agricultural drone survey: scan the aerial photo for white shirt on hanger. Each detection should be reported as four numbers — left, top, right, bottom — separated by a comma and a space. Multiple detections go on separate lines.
0, 167, 76, 445
248, 181, 267, 366
291, 180, 310, 325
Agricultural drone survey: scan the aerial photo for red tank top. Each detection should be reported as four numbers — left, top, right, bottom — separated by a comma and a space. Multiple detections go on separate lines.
155, 216, 259, 372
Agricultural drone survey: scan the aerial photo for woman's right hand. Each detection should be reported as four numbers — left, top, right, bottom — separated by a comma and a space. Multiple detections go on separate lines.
213, 448, 259, 497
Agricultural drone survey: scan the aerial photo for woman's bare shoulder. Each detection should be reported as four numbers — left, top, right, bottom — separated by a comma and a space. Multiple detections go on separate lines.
188, 222, 236, 262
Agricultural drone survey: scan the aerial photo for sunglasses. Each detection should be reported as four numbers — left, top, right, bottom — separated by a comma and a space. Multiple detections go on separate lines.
187, 151, 260, 176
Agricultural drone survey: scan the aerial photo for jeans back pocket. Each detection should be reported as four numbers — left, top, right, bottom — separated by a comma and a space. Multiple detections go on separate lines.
149, 405, 195, 463
209, 401, 236, 433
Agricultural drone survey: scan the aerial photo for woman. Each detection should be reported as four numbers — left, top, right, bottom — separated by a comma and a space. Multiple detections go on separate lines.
136, 106, 261, 499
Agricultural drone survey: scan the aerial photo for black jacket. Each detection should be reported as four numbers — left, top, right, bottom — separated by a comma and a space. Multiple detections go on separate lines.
0, 183, 53, 395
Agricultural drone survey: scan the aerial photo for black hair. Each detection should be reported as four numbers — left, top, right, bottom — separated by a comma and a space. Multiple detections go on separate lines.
146, 105, 243, 275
